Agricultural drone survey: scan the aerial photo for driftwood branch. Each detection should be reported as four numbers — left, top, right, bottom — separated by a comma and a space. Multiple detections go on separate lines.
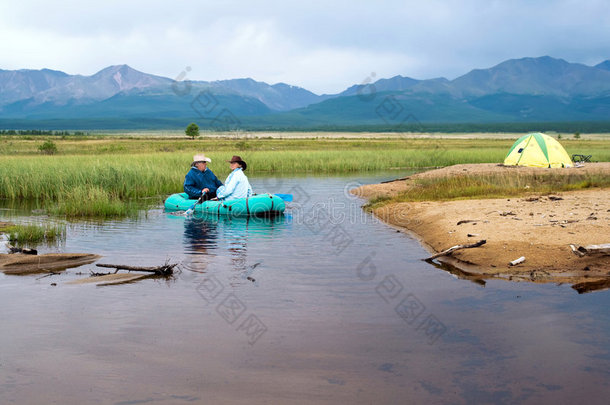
96, 262, 177, 276
7, 243, 38, 255
456, 219, 480, 225
570, 244, 610, 257
35, 271, 60, 280
424, 240, 486, 261
380, 176, 410, 184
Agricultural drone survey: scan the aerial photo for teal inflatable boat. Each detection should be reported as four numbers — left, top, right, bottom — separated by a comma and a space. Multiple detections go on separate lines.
164, 193, 285, 217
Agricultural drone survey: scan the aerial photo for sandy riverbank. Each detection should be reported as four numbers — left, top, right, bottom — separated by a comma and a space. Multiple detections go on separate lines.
355, 163, 610, 292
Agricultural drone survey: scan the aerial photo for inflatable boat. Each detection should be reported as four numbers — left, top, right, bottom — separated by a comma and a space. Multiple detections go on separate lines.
164, 193, 285, 217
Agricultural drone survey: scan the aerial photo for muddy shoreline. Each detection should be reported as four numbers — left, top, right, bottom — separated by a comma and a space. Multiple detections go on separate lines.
355, 163, 610, 291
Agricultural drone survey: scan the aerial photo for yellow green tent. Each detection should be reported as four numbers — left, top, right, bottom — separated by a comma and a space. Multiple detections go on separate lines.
504, 133, 572, 168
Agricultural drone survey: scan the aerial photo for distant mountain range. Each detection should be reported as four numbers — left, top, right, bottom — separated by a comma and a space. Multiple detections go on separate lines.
1, 56, 609, 129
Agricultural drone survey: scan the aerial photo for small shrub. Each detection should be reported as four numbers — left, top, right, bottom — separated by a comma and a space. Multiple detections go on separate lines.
235, 140, 251, 151
38, 140, 58, 155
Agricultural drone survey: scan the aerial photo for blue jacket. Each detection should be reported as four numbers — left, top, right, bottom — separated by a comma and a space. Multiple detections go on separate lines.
183, 167, 223, 199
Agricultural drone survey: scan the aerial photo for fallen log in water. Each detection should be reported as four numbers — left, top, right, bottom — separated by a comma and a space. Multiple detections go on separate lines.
95, 262, 177, 276
7, 245, 38, 255
68, 273, 151, 286
424, 240, 486, 262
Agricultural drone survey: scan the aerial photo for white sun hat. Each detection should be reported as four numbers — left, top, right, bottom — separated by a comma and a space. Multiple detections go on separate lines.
192, 154, 212, 164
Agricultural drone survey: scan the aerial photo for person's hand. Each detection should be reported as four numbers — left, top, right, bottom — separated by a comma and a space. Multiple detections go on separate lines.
202, 188, 210, 194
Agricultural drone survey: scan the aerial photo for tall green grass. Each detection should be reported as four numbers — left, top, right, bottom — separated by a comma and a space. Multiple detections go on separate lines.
0, 149, 503, 201
47, 185, 141, 217
1, 136, 608, 217
0, 154, 185, 200
0, 154, 186, 217
3, 223, 66, 245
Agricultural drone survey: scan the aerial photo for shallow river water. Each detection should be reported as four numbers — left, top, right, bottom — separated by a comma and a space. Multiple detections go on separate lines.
1, 174, 609, 405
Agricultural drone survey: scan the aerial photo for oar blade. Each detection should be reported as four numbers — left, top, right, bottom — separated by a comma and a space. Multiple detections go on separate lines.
185, 193, 205, 216
275, 194, 293, 202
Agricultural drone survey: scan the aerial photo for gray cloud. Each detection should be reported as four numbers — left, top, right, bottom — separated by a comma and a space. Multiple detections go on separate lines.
1, 0, 608, 93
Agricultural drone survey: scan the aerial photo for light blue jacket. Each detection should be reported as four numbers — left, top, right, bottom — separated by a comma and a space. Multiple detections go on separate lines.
216, 168, 252, 200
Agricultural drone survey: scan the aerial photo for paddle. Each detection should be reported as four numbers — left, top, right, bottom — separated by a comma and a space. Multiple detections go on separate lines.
274, 194, 293, 202
185, 192, 207, 216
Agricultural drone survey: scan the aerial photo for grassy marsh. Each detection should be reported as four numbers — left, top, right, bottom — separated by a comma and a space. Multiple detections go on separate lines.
1, 135, 608, 217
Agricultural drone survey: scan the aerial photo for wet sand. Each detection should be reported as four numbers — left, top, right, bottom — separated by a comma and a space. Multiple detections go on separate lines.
355, 163, 610, 288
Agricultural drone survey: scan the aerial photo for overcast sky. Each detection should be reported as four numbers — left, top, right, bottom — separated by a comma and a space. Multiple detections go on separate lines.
1, 0, 608, 94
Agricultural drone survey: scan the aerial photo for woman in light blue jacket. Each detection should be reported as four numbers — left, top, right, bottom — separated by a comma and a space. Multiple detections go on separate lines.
216, 155, 253, 201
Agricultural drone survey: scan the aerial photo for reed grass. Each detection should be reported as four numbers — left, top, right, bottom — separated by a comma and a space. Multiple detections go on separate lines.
4, 223, 66, 245
0, 149, 502, 202
0, 154, 184, 200
0, 136, 608, 217
47, 186, 142, 218
0, 153, 185, 217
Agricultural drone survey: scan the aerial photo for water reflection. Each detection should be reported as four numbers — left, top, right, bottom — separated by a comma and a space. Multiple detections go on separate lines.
183, 217, 219, 255
182, 214, 287, 277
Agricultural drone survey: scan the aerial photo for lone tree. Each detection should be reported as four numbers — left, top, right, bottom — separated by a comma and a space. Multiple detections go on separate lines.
185, 122, 200, 140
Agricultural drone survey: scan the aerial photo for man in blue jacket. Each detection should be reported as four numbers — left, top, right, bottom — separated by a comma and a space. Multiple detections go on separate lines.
183, 154, 223, 200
